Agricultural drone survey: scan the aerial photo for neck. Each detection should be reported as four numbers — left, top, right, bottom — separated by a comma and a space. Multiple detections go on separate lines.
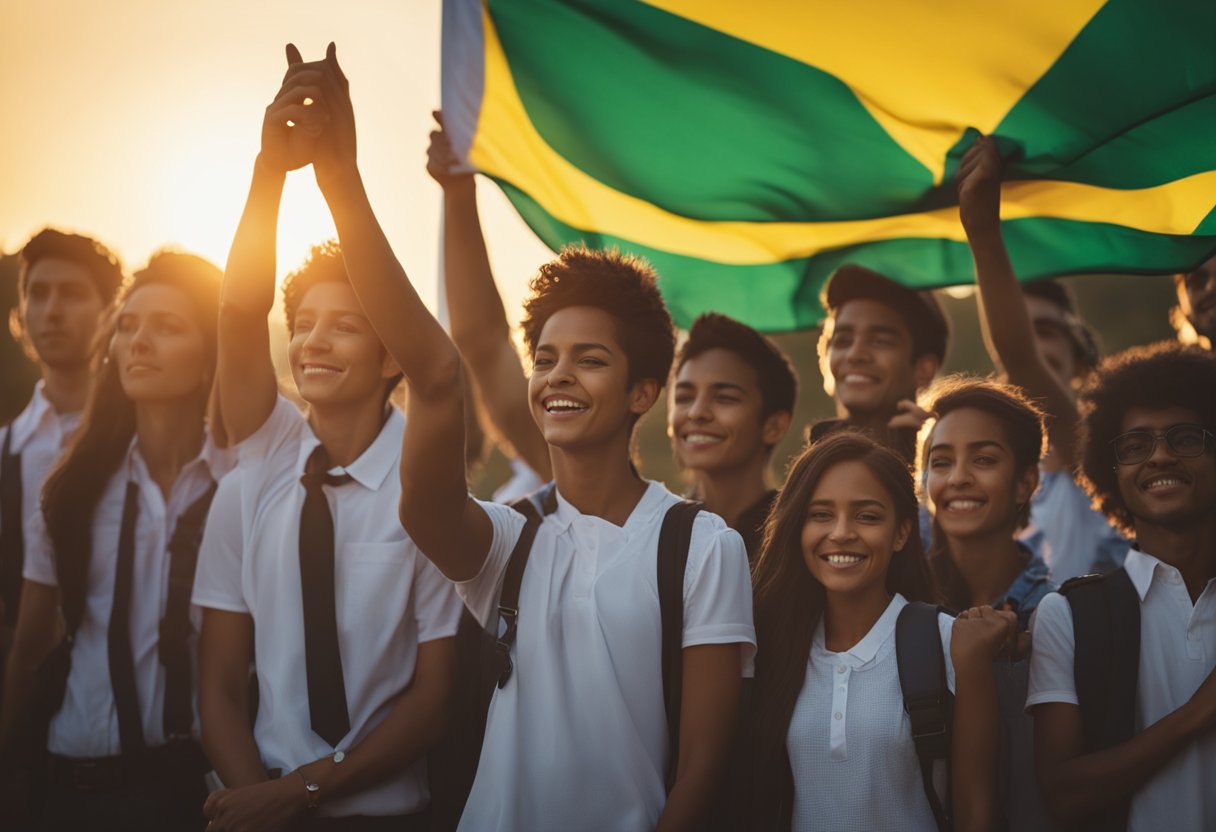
844, 409, 893, 432
822, 584, 892, 653
308, 397, 388, 468
690, 454, 771, 529
550, 435, 647, 527
1135, 515, 1216, 603
39, 362, 91, 414
944, 529, 1026, 607
135, 397, 206, 500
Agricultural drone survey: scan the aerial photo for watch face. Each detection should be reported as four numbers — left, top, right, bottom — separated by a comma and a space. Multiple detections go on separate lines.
306, 783, 320, 793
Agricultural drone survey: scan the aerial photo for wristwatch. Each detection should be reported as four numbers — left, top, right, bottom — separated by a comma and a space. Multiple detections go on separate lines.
296, 770, 321, 810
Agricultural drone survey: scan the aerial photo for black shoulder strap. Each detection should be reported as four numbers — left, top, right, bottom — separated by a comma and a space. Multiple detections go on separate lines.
490, 482, 556, 689
896, 601, 953, 832
158, 481, 218, 740
658, 499, 702, 794
1063, 568, 1139, 831
0, 428, 24, 628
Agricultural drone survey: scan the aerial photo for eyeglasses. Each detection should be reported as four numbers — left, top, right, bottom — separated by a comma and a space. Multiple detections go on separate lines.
1110, 424, 1214, 466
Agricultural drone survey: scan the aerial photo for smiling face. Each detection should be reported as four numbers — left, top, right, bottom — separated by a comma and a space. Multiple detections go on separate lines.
801, 459, 912, 599
1180, 254, 1216, 342
669, 347, 786, 473
1025, 294, 1085, 390
925, 407, 1038, 541
287, 281, 398, 409
826, 299, 937, 422
1115, 405, 1216, 533
21, 258, 106, 370
112, 283, 209, 403
528, 305, 656, 451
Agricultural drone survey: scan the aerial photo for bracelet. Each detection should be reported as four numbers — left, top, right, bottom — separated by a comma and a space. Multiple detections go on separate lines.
295, 769, 321, 810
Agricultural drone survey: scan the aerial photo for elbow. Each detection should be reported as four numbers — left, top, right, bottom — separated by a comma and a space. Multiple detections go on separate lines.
217, 297, 264, 337
409, 342, 464, 404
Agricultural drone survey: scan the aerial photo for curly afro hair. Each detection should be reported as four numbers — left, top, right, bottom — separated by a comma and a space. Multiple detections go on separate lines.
519, 245, 675, 388
282, 240, 349, 333
1077, 341, 1216, 536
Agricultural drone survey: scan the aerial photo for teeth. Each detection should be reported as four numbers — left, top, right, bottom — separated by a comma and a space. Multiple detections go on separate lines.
545, 398, 587, 412
947, 499, 983, 511
303, 366, 341, 375
1144, 477, 1184, 490
826, 554, 864, 565
684, 433, 723, 445
842, 374, 875, 383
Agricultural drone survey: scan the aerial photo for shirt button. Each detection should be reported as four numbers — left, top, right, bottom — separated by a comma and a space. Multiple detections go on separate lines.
836, 665, 846, 674
834, 712, 843, 720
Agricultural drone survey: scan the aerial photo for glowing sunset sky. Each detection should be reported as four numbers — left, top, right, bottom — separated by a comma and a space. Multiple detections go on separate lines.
2, 0, 551, 319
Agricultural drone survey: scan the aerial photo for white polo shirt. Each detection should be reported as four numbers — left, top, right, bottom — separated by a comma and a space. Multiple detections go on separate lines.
455, 480, 756, 832
787, 593, 955, 832
24, 434, 231, 757
1027, 548, 1216, 831
1, 382, 81, 547
192, 397, 463, 818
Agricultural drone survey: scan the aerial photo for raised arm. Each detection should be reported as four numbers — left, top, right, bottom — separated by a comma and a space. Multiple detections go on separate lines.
218, 45, 330, 443
426, 113, 551, 481
305, 45, 492, 580
958, 136, 1078, 465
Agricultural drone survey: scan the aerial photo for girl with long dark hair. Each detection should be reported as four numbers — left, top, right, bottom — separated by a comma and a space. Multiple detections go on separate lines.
748, 431, 1012, 831
0, 252, 226, 831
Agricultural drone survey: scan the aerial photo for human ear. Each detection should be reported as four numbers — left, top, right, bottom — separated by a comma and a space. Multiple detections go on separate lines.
380, 349, 402, 380
629, 378, 661, 415
893, 518, 913, 552
912, 354, 940, 391
762, 409, 793, 446
1015, 463, 1039, 505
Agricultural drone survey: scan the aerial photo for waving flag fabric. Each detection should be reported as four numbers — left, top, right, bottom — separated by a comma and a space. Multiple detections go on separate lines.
441, 0, 1216, 331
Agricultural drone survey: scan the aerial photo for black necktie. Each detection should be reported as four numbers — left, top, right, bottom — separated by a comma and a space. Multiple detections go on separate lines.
109, 482, 145, 753
299, 446, 353, 747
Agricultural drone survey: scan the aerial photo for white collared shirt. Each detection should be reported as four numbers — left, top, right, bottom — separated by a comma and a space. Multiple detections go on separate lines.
1027, 548, 1216, 831
24, 432, 232, 757
192, 397, 463, 818
787, 593, 955, 832
455, 481, 756, 832
2, 382, 81, 548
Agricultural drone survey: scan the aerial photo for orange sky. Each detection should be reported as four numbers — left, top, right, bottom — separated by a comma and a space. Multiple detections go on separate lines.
1, 0, 551, 319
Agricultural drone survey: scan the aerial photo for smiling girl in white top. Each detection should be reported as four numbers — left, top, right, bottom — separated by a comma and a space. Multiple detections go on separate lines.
747, 431, 1015, 832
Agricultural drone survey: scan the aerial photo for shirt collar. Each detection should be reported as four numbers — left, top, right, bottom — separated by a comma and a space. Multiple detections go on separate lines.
295, 407, 403, 491
8, 382, 57, 453
813, 593, 908, 668
126, 430, 228, 486
1123, 546, 1170, 601
548, 479, 667, 534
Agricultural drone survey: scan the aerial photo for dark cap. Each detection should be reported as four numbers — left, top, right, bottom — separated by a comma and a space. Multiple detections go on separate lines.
821, 265, 950, 363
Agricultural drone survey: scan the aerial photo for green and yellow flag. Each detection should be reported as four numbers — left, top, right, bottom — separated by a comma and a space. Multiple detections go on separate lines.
441, 0, 1216, 331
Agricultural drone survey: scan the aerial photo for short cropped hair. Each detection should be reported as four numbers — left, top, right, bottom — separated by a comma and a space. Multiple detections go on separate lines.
283, 240, 350, 333
520, 245, 675, 387
675, 313, 798, 418
1077, 342, 1216, 536
1023, 278, 1100, 369
820, 264, 950, 364
19, 228, 124, 303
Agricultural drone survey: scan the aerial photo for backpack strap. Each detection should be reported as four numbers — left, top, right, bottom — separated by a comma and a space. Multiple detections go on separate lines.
896, 601, 953, 832
490, 482, 557, 689
158, 481, 218, 740
1061, 568, 1140, 832
657, 499, 702, 794
0, 428, 24, 628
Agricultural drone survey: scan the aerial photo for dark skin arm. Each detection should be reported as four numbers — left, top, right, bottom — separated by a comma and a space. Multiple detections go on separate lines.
203, 636, 456, 832
198, 609, 267, 790
655, 643, 743, 832
958, 135, 1078, 466
1032, 667, 1216, 821
300, 44, 493, 581
426, 112, 551, 481
0, 580, 61, 752
949, 605, 1017, 832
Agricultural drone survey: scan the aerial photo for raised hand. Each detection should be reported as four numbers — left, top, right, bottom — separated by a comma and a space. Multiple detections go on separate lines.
887, 398, 930, 430
426, 110, 473, 190
259, 44, 329, 173
951, 605, 1019, 668
957, 134, 1003, 239
288, 42, 358, 190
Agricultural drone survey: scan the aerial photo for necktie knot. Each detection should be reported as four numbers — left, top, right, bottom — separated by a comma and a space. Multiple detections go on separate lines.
301, 446, 354, 490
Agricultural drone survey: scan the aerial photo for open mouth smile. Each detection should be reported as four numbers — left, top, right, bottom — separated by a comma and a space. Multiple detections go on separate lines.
543, 396, 589, 414
820, 552, 867, 568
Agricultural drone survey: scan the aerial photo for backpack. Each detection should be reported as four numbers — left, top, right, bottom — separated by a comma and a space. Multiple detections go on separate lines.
895, 601, 954, 832
427, 486, 702, 831
1059, 568, 1140, 832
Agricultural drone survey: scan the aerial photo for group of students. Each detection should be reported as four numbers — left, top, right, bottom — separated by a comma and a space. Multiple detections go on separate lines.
0, 44, 1213, 832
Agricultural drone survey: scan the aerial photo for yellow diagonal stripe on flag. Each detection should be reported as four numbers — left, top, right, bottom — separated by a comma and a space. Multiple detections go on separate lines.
645, 0, 1105, 183
471, 6, 1215, 266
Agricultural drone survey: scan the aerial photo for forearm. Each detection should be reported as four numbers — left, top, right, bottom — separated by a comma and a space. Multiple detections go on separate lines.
950, 663, 1001, 832
655, 760, 722, 832
443, 179, 511, 358
217, 157, 284, 443
0, 643, 47, 755
1040, 701, 1209, 820
201, 684, 268, 789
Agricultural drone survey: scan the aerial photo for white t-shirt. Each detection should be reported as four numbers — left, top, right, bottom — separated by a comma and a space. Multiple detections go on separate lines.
455, 480, 756, 832
2, 382, 81, 556
24, 434, 231, 757
788, 593, 955, 832
192, 397, 463, 818
1027, 548, 1216, 831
